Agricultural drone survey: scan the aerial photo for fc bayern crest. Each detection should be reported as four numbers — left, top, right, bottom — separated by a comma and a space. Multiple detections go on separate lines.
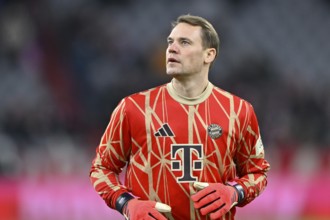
207, 124, 222, 139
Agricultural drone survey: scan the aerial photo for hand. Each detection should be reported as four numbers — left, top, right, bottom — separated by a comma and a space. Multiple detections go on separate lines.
123, 199, 171, 220
191, 182, 238, 219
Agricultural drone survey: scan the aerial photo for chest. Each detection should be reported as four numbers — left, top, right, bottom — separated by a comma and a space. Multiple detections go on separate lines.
129, 100, 242, 156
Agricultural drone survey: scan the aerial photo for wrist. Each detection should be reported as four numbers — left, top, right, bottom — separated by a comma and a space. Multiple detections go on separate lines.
115, 192, 135, 214
233, 184, 245, 204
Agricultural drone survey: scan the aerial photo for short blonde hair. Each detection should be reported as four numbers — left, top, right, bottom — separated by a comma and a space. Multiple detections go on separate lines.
172, 14, 220, 58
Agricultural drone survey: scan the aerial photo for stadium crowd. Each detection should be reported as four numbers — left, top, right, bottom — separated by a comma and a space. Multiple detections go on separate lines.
0, 1, 329, 217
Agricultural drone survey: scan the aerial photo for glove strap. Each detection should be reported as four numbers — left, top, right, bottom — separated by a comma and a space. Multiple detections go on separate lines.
115, 192, 134, 214
233, 184, 245, 204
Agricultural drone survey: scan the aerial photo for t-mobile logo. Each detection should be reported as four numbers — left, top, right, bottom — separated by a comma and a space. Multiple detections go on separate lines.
171, 144, 203, 182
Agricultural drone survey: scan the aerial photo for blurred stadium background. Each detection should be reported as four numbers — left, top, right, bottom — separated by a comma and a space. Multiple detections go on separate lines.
0, 0, 330, 219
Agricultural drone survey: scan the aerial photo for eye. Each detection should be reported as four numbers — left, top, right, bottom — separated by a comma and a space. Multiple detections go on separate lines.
167, 39, 173, 45
181, 39, 191, 46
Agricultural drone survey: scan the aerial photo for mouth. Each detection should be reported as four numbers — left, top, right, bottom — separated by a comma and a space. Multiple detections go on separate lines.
167, 58, 180, 63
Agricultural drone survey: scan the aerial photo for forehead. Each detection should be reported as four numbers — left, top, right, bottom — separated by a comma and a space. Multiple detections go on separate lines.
168, 22, 202, 42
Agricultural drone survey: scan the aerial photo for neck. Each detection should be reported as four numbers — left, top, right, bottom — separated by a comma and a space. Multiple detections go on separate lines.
171, 76, 209, 98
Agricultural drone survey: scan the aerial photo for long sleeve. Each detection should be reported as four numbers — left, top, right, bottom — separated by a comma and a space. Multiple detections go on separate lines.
89, 98, 132, 209
234, 103, 270, 207
89, 84, 271, 219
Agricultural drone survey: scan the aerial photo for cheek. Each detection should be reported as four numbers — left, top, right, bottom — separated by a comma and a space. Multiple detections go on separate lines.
188, 54, 204, 67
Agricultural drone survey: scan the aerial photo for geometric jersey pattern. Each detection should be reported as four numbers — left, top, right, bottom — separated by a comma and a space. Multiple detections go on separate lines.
90, 82, 270, 220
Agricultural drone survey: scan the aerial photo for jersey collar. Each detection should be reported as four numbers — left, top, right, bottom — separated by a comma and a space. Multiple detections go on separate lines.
166, 81, 214, 105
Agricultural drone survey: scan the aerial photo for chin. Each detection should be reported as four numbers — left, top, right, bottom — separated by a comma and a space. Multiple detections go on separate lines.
166, 69, 175, 75
166, 68, 180, 76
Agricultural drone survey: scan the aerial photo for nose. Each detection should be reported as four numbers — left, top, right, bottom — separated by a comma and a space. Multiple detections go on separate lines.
167, 42, 178, 54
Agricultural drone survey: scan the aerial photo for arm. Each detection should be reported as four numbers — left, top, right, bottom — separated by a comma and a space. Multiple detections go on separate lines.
89, 99, 132, 209
191, 103, 270, 219
234, 103, 270, 207
89, 98, 172, 219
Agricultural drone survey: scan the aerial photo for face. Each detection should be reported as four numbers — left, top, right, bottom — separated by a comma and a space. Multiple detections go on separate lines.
166, 23, 213, 77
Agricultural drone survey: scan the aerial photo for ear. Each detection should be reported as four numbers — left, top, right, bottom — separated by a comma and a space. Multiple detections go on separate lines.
204, 48, 216, 64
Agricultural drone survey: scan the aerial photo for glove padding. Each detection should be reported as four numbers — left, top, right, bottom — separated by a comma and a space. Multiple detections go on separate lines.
191, 182, 238, 219
123, 199, 171, 220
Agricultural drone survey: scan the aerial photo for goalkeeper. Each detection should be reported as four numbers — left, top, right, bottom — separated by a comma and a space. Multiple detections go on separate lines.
90, 14, 270, 220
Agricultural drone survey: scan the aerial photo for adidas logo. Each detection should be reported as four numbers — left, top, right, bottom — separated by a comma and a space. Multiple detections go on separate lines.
154, 123, 174, 137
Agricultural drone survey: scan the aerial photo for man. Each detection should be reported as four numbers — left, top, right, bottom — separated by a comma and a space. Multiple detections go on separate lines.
90, 14, 270, 220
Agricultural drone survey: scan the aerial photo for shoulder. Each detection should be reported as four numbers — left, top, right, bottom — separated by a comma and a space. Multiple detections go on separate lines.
213, 85, 253, 106
212, 85, 255, 116
121, 84, 167, 106
127, 84, 166, 99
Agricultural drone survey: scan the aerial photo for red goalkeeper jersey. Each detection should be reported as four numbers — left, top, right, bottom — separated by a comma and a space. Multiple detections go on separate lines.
90, 82, 270, 220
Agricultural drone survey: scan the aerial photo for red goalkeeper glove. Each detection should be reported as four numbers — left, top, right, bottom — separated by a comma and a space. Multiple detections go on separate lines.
191, 182, 238, 219
123, 199, 171, 220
